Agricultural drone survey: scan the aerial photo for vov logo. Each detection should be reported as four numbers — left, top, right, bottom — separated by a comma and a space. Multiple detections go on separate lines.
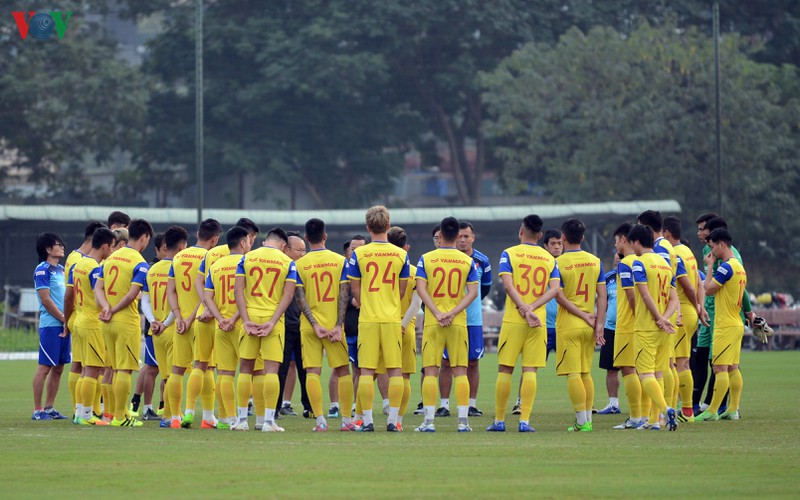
12, 11, 73, 40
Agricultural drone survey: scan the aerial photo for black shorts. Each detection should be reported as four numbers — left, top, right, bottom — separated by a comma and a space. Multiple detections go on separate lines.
599, 328, 618, 371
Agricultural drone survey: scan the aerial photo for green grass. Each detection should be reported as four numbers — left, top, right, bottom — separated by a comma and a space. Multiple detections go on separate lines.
1, 352, 798, 498
0, 327, 39, 352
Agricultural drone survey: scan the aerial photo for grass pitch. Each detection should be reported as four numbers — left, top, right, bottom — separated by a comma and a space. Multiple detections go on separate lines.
1, 351, 798, 498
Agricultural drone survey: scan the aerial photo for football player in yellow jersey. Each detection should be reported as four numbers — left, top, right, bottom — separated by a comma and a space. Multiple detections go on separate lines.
65, 227, 115, 426
414, 217, 478, 433
163, 219, 222, 429
63, 220, 107, 413
291, 218, 353, 432
234, 228, 297, 432
696, 228, 750, 422
554, 218, 606, 432
628, 224, 680, 431
488, 215, 559, 433
663, 216, 701, 420
348, 206, 411, 432
95, 219, 152, 427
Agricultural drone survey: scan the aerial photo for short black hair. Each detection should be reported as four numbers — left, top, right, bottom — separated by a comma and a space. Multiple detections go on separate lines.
351, 235, 366, 243
707, 228, 733, 246
706, 216, 728, 232
627, 224, 654, 248
235, 217, 260, 235
36, 232, 64, 262
543, 229, 561, 245
695, 212, 719, 225
164, 226, 189, 251
561, 218, 585, 245
522, 215, 543, 235
680, 238, 691, 248
613, 222, 633, 239
226, 226, 250, 250
153, 232, 165, 250
432, 224, 441, 237
128, 219, 154, 240
305, 218, 325, 244
637, 210, 663, 233
440, 217, 460, 241
197, 218, 222, 241
83, 220, 107, 241
286, 230, 301, 239
267, 227, 289, 244
459, 220, 474, 232
107, 211, 130, 228
343, 240, 351, 253
92, 227, 116, 249
663, 216, 682, 239
387, 226, 407, 248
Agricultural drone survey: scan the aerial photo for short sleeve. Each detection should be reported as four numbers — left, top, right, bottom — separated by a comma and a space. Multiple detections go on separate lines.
168, 264, 175, 279
632, 260, 647, 284
676, 256, 687, 278
466, 262, 479, 284
198, 257, 207, 275
618, 262, 634, 289
498, 251, 512, 274
235, 256, 246, 277
132, 262, 150, 287
142, 276, 150, 293
713, 262, 733, 286
339, 258, 349, 283
286, 262, 298, 283
415, 257, 427, 281
399, 254, 410, 279
347, 253, 361, 280
67, 265, 75, 287
480, 256, 492, 286
596, 263, 605, 283
549, 262, 560, 281
205, 269, 214, 290
89, 266, 102, 289
34, 264, 50, 290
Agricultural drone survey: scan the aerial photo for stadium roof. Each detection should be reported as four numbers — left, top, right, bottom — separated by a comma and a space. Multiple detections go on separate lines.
0, 200, 681, 226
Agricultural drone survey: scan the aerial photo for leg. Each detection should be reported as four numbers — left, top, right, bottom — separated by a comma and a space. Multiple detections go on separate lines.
493, 365, 514, 423
32, 365, 51, 411
44, 364, 64, 409
438, 357, 452, 413
328, 370, 339, 415
467, 359, 480, 411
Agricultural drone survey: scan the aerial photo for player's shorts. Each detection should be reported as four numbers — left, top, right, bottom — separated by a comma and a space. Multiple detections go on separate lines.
215, 323, 242, 372
82, 325, 107, 368
635, 329, 669, 374
38, 326, 70, 366
421, 324, 468, 368
144, 334, 158, 368
556, 326, 594, 376
152, 326, 174, 379
70, 326, 84, 365
443, 325, 484, 361
347, 336, 358, 367
598, 328, 617, 371
402, 325, 417, 374
194, 318, 215, 364
102, 320, 140, 371
358, 322, 402, 370
301, 327, 349, 369
497, 322, 546, 368
613, 331, 636, 368
712, 326, 744, 366
675, 305, 698, 359
240, 314, 284, 364
171, 323, 196, 369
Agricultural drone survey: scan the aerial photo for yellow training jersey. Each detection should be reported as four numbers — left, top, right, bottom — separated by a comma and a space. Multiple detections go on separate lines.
296, 249, 349, 330
145, 259, 173, 321
69, 256, 103, 329
498, 243, 560, 325
236, 246, 298, 317
348, 241, 410, 324
555, 250, 604, 331
416, 247, 478, 328
673, 243, 699, 307
169, 246, 208, 318
98, 246, 149, 325
65, 250, 85, 280
401, 264, 418, 329
206, 253, 244, 320
654, 236, 678, 278
711, 257, 747, 329
632, 252, 675, 332
615, 254, 637, 334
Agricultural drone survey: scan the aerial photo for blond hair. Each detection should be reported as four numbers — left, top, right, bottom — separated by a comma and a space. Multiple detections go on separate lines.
365, 205, 390, 234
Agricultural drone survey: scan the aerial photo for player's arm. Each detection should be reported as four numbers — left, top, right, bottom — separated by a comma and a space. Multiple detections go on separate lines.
664, 287, 680, 320
295, 286, 327, 339
527, 284, 559, 312
62, 286, 74, 337
166, 273, 185, 333
203, 289, 225, 324
397, 254, 411, 303
501, 273, 528, 312
677, 275, 697, 308
37, 288, 65, 324
402, 292, 422, 331
94, 278, 112, 322
259, 280, 297, 337
347, 253, 361, 308
555, 290, 595, 327
444, 282, 478, 318
415, 276, 441, 317
624, 288, 636, 310
594, 281, 608, 343
195, 265, 214, 322
481, 259, 493, 300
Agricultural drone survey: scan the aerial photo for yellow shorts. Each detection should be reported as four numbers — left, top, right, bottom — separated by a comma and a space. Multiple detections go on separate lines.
80, 325, 106, 368
194, 318, 215, 364
215, 324, 242, 372
613, 332, 636, 368
402, 324, 417, 374
421, 324, 468, 369
101, 320, 140, 371
497, 322, 546, 368
674, 305, 698, 359
635, 329, 670, 374
171, 324, 196, 369
358, 322, 402, 370
240, 314, 284, 364
71, 324, 84, 365
712, 326, 744, 366
556, 327, 594, 376
301, 327, 350, 369
152, 326, 175, 379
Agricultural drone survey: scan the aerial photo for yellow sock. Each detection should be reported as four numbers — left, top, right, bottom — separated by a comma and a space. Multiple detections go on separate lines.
68, 372, 81, 411
670, 366, 680, 408
81, 377, 97, 417
75, 377, 85, 410
640, 385, 651, 421
167, 373, 183, 418
162, 376, 172, 418
642, 376, 668, 416
567, 374, 586, 412
581, 373, 594, 417
219, 375, 235, 418
355, 384, 363, 416
622, 373, 642, 420
388, 375, 404, 408
519, 371, 538, 421
214, 374, 224, 419
201, 370, 216, 411
93, 375, 103, 415
494, 372, 512, 421
399, 377, 412, 417
663, 369, 675, 409
709, 371, 730, 413
236, 374, 253, 410
728, 369, 742, 412
678, 369, 694, 413
103, 382, 115, 417
454, 375, 469, 408
306, 373, 324, 417
113, 372, 132, 418
422, 375, 437, 408
358, 375, 374, 414
253, 374, 266, 416
263, 373, 279, 411
338, 374, 354, 418
185, 368, 204, 414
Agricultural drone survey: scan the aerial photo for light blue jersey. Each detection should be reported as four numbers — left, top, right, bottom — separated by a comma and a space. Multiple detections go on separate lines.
33, 262, 65, 328
604, 270, 617, 330
465, 248, 492, 326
